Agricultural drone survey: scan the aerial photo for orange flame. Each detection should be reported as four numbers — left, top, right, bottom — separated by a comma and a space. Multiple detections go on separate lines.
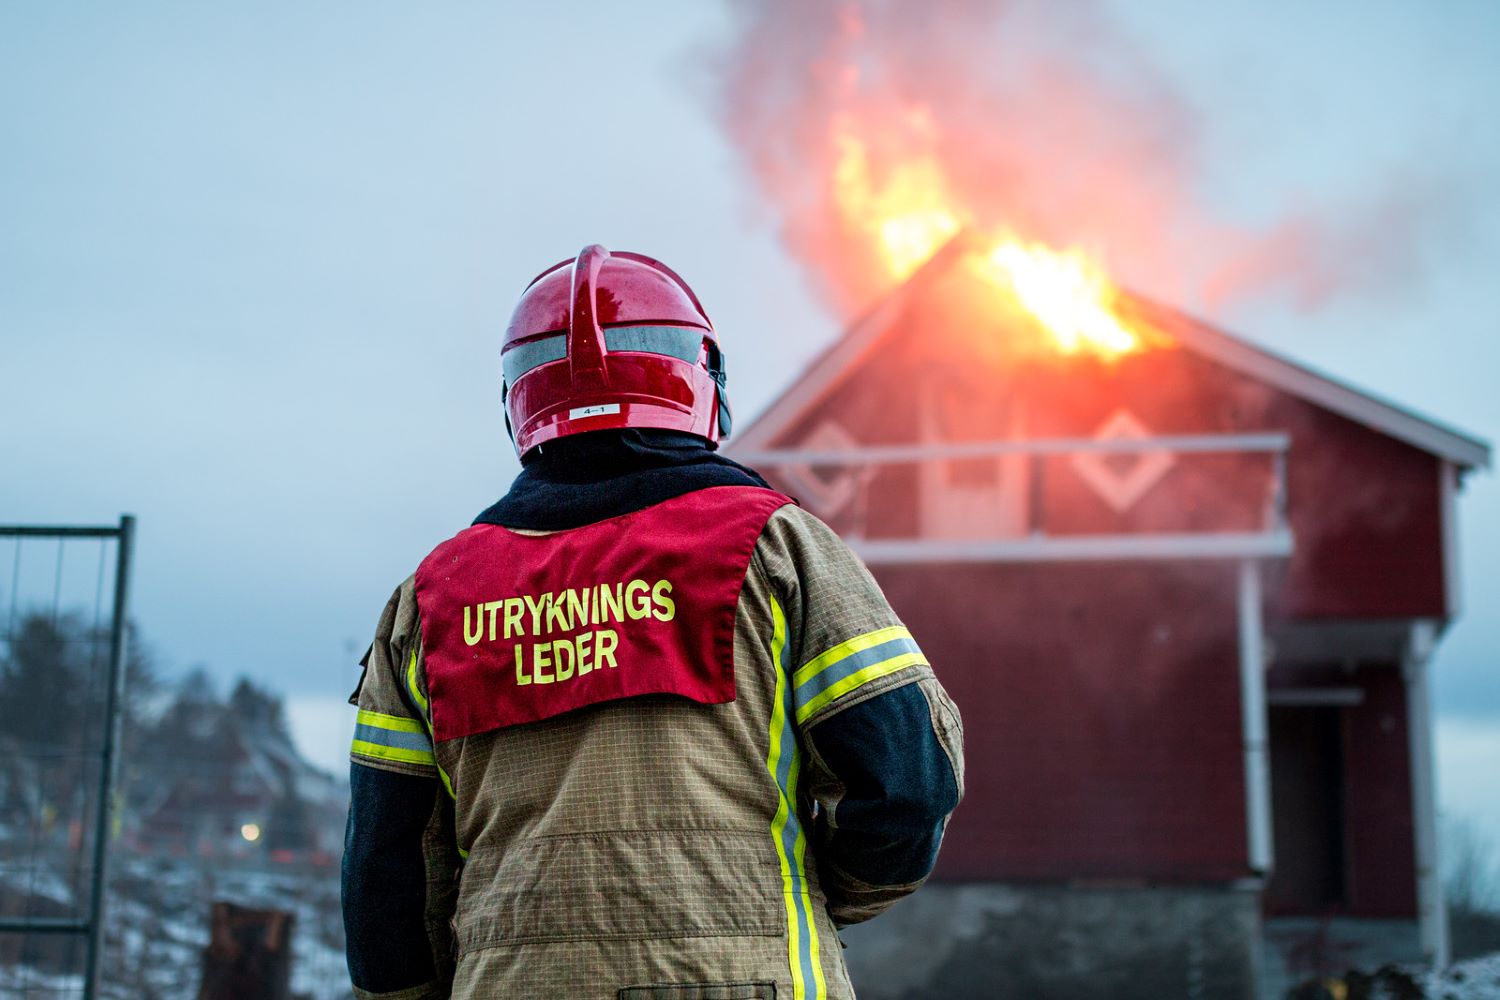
832, 131, 962, 280
832, 132, 1143, 360
980, 240, 1140, 359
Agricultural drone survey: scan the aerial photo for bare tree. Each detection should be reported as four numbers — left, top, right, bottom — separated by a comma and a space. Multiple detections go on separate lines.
1443, 815, 1500, 962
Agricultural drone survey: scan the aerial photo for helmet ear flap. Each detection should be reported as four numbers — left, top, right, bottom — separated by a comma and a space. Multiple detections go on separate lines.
717, 395, 733, 440
502, 380, 516, 446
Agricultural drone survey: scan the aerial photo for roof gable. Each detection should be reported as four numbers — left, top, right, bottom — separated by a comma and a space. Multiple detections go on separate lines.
733, 233, 1491, 470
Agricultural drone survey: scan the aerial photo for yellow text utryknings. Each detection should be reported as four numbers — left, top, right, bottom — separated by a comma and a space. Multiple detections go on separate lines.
461, 579, 676, 686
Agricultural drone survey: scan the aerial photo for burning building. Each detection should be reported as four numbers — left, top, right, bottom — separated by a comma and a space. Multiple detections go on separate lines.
730, 232, 1490, 999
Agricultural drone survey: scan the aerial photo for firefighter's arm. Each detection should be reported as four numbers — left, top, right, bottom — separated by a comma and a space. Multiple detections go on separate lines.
758, 506, 965, 926
344, 765, 442, 999
802, 677, 963, 926
342, 580, 453, 1000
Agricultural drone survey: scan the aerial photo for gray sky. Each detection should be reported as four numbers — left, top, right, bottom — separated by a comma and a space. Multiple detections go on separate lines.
2, 2, 1496, 848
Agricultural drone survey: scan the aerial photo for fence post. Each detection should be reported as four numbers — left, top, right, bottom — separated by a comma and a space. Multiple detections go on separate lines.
83, 514, 134, 1000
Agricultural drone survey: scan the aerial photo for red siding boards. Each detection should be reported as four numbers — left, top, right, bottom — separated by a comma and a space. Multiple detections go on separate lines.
869, 560, 1249, 883
1272, 407, 1445, 620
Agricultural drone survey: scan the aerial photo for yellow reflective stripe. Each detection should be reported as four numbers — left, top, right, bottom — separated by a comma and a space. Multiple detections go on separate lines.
787, 729, 827, 997
765, 598, 805, 1000
794, 651, 927, 725
765, 596, 824, 998
351, 739, 435, 767
355, 709, 426, 734
792, 625, 911, 688
406, 649, 430, 715
406, 648, 457, 801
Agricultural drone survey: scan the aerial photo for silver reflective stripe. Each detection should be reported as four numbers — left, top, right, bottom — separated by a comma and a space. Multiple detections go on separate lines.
352, 722, 433, 753
501, 325, 705, 385
604, 325, 705, 363
503, 333, 567, 385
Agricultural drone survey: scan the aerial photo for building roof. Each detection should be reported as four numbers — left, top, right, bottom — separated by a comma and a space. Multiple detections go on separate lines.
732, 232, 1491, 471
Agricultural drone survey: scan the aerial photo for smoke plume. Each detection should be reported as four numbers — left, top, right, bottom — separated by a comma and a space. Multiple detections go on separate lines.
711, 0, 1443, 319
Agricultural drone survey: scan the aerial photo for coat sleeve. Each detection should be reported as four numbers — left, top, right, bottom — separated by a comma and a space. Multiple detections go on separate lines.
756, 507, 965, 926
343, 579, 456, 999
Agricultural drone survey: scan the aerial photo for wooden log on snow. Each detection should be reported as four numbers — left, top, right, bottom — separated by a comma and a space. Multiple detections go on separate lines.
197, 900, 295, 1000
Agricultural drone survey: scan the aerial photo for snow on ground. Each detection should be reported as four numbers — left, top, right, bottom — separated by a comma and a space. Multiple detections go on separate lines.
102, 854, 352, 999
2, 848, 352, 999
1418, 952, 1500, 999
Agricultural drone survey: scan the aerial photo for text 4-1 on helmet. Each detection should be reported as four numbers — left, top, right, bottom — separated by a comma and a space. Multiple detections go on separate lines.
501, 244, 732, 456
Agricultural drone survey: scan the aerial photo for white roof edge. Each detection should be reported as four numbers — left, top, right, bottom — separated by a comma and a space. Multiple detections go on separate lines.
733, 231, 1491, 472
1125, 295, 1491, 471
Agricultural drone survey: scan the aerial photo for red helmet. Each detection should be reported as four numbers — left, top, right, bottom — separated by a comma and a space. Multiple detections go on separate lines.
501, 245, 731, 456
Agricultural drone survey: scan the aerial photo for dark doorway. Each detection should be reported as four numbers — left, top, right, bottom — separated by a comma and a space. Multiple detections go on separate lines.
1266, 705, 1348, 915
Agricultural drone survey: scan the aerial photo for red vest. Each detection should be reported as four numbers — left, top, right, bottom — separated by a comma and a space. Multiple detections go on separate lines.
414, 486, 794, 742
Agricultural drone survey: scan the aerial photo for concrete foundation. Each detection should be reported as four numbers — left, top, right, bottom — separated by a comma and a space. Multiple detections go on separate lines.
838, 882, 1262, 1000
1260, 917, 1423, 999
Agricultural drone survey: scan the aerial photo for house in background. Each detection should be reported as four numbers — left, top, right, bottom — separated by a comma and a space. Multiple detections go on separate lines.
129, 714, 342, 866
730, 237, 1490, 1000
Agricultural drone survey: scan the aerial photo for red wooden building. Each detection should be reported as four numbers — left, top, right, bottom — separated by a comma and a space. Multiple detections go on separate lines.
730, 238, 1489, 999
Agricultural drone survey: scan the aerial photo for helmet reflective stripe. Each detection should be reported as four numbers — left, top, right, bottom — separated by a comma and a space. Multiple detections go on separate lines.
604, 324, 705, 361
503, 325, 706, 387
503, 334, 569, 386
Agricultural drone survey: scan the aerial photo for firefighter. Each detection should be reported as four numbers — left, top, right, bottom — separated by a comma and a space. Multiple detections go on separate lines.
341, 245, 964, 1000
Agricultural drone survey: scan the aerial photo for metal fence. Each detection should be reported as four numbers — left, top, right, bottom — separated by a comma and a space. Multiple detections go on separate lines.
0, 518, 134, 999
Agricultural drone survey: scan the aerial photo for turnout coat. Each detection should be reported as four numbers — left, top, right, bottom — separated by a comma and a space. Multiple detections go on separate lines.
346, 487, 964, 1000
